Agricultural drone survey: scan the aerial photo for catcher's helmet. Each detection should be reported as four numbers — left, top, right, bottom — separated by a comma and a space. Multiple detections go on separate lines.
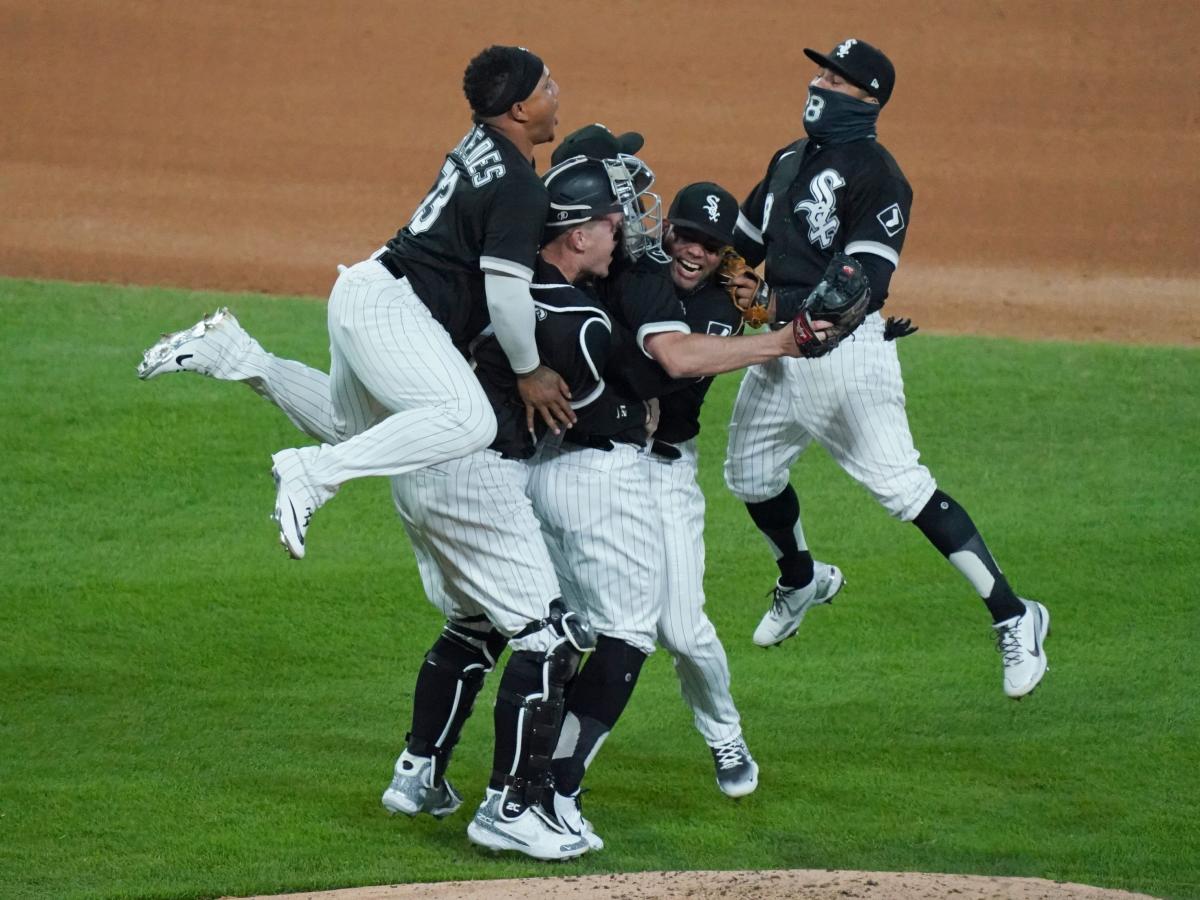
542, 156, 623, 232
542, 154, 669, 263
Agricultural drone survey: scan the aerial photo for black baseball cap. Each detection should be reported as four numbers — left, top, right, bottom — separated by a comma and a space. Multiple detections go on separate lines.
668, 182, 738, 246
804, 38, 895, 106
550, 123, 645, 166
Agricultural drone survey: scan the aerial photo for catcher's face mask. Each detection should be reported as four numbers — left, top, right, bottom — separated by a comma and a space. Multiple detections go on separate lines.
603, 155, 668, 264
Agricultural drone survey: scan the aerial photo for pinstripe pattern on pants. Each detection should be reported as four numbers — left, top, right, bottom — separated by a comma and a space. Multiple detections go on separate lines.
391, 451, 560, 639
647, 440, 742, 745
527, 443, 661, 655
725, 312, 937, 521
301, 259, 498, 490
200, 323, 555, 638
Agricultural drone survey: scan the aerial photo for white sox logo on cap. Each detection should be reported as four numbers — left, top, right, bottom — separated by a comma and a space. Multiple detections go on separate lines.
836, 38, 858, 58
704, 195, 721, 222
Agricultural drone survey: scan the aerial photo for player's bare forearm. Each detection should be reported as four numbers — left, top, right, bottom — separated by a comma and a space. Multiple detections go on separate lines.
518, 365, 575, 435
646, 329, 802, 379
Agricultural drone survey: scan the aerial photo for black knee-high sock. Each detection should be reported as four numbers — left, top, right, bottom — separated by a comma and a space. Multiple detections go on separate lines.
913, 490, 1025, 622
551, 636, 647, 795
746, 486, 814, 588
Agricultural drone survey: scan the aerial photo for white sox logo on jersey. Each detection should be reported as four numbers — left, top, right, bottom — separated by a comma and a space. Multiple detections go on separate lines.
795, 169, 845, 249
703, 194, 722, 222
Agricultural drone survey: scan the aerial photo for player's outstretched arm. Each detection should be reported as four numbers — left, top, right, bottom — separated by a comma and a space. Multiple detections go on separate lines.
644, 327, 808, 379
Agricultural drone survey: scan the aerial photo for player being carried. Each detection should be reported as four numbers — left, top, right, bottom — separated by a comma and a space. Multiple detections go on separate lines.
142, 45, 576, 561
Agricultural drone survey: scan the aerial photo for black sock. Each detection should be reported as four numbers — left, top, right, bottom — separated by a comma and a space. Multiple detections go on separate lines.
913, 490, 1024, 622
746, 486, 813, 587
551, 636, 647, 795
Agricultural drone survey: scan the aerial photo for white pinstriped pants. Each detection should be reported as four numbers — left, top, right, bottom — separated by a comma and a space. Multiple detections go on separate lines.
198, 325, 557, 645
528, 442, 661, 655
390, 452, 561, 644
647, 440, 742, 745
725, 312, 937, 521
298, 259, 498, 491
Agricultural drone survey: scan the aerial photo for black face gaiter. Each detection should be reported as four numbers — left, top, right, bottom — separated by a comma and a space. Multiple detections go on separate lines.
801, 85, 881, 145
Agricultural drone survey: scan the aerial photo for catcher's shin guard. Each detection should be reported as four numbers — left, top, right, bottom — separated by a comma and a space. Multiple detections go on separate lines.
409, 619, 507, 781
491, 601, 595, 815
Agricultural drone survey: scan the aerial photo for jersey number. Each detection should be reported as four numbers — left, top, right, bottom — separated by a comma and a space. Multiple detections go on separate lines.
408, 160, 459, 234
804, 93, 825, 123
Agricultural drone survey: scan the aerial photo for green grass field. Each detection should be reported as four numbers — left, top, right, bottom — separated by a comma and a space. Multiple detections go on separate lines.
1, 279, 1197, 900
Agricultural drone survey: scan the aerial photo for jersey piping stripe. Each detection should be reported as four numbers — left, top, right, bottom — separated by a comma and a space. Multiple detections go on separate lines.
736, 211, 764, 244
844, 240, 900, 267
579, 317, 609, 381
480, 256, 534, 281
570, 379, 607, 410
531, 297, 613, 330
636, 322, 691, 358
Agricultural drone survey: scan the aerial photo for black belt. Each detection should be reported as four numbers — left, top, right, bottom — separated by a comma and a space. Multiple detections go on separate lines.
562, 434, 649, 453
563, 434, 615, 452
649, 440, 682, 461
377, 252, 404, 280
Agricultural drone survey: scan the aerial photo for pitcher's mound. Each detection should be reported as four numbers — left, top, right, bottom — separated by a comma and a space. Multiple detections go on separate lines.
231, 869, 1159, 900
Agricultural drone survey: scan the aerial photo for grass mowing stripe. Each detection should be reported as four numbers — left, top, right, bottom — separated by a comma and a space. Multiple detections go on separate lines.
1, 278, 1196, 899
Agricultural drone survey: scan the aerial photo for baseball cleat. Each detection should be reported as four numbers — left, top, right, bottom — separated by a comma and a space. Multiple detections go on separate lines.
753, 561, 845, 647
270, 448, 321, 560
136, 307, 247, 379
544, 788, 603, 850
466, 789, 590, 860
381, 750, 462, 819
711, 734, 759, 799
994, 599, 1050, 699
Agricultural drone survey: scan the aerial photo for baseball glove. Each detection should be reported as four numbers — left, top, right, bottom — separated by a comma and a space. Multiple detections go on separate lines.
791, 253, 871, 358
717, 248, 772, 327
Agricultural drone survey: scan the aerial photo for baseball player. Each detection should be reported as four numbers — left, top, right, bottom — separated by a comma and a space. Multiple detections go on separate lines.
723, 38, 1050, 699
542, 128, 843, 798
529, 171, 828, 837
258, 45, 575, 560
646, 181, 844, 798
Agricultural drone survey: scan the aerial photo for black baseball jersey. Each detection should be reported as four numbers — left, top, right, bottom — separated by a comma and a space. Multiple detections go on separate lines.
473, 258, 644, 459
736, 137, 912, 314
588, 255, 690, 401
380, 124, 549, 349
655, 279, 745, 444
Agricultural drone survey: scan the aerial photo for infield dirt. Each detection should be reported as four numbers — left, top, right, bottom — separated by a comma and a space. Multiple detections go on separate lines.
4, 2, 1192, 898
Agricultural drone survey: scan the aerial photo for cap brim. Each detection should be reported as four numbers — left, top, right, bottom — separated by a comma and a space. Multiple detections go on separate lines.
803, 47, 870, 93
616, 131, 644, 155
669, 217, 733, 247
